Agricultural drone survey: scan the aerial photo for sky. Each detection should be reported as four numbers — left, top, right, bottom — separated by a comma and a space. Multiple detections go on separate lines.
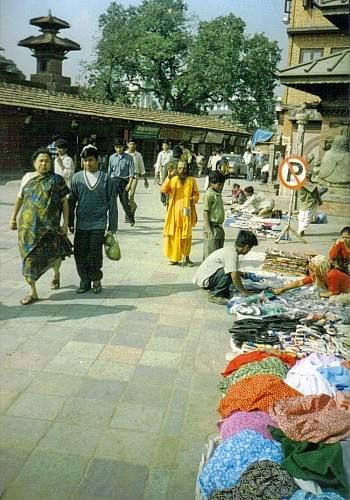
0, 0, 288, 85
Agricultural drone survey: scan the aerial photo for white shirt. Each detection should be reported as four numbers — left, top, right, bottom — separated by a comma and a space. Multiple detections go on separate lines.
127, 151, 146, 176
193, 247, 239, 288
85, 170, 100, 188
240, 193, 274, 212
54, 154, 75, 188
155, 150, 173, 172
243, 151, 253, 165
207, 154, 222, 172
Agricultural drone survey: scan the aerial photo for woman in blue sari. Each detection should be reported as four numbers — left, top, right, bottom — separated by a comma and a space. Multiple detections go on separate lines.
9, 148, 70, 304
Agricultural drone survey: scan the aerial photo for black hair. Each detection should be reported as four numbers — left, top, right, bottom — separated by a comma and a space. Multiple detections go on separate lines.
81, 146, 99, 159
55, 139, 68, 148
341, 226, 350, 234
209, 171, 225, 184
236, 230, 258, 248
114, 139, 124, 147
127, 138, 136, 144
173, 144, 182, 159
233, 183, 240, 189
31, 147, 51, 163
162, 140, 170, 145
244, 186, 254, 195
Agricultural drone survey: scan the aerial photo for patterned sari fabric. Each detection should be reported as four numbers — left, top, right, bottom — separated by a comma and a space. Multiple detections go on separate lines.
209, 460, 298, 500
270, 394, 350, 443
217, 410, 278, 442
219, 357, 289, 393
218, 374, 301, 418
18, 173, 70, 281
221, 350, 297, 377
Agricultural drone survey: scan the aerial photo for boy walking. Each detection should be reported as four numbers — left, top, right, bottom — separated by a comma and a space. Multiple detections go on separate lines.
69, 146, 118, 294
203, 171, 226, 260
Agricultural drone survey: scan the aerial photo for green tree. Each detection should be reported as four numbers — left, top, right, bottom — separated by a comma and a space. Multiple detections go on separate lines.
81, 1, 281, 127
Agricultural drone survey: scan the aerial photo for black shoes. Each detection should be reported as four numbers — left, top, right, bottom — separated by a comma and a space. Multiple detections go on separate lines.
76, 281, 91, 294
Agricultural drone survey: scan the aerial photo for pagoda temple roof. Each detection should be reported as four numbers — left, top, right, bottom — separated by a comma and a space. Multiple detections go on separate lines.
18, 33, 81, 51
29, 13, 70, 31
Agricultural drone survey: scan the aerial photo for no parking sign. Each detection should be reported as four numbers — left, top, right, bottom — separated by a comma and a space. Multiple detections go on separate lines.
278, 156, 308, 190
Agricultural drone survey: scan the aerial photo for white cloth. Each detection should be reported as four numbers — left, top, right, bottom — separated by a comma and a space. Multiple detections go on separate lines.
298, 209, 314, 232
240, 193, 274, 213
243, 151, 253, 165
18, 172, 39, 198
127, 151, 145, 176
285, 352, 341, 396
193, 247, 239, 288
85, 170, 100, 188
54, 154, 75, 188
155, 150, 173, 174
207, 154, 222, 172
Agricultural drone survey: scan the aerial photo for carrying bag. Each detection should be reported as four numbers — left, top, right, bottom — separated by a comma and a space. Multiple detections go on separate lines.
104, 233, 121, 261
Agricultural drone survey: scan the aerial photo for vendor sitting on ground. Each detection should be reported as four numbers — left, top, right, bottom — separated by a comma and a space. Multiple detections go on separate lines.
234, 186, 275, 217
192, 229, 258, 305
329, 226, 350, 275
273, 254, 350, 298
231, 183, 246, 205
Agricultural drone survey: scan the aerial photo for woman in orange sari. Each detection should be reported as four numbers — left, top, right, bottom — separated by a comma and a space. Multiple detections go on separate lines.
161, 160, 199, 266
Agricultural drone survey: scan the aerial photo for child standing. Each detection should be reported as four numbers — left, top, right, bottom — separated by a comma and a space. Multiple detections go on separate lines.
203, 171, 226, 260
69, 146, 118, 294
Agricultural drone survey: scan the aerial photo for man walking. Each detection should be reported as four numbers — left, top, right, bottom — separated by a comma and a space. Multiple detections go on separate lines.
54, 139, 75, 188
108, 139, 135, 226
126, 140, 149, 218
155, 141, 173, 185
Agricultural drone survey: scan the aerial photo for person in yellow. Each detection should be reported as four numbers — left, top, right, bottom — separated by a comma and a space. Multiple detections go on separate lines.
161, 160, 199, 266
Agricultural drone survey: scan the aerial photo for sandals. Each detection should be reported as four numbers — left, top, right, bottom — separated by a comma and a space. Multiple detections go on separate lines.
50, 276, 60, 290
92, 281, 102, 294
20, 295, 38, 305
183, 259, 194, 267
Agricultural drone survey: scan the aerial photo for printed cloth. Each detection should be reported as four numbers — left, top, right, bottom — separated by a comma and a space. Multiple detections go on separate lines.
288, 490, 347, 499
317, 366, 350, 392
218, 374, 301, 418
198, 430, 283, 499
219, 357, 288, 393
217, 410, 277, 441
270, 427, 349, 498
335, 391, 350, 412
270, 394, 350, 443
221, 350, 297, 377
209, 460, 298, 499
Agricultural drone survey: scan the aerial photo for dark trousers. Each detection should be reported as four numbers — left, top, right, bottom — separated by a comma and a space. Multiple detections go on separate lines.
74, 229, 105, 285
113, 178, 135, 223
208, 267, 232, 298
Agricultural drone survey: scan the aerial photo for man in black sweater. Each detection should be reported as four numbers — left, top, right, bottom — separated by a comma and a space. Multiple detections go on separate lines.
69, 146, 118, 294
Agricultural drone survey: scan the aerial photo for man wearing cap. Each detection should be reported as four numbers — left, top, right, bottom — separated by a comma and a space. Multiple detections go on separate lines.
108, 140, 135, 226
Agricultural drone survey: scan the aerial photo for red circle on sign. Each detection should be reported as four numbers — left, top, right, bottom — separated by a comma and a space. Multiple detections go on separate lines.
278, 156, 308, 190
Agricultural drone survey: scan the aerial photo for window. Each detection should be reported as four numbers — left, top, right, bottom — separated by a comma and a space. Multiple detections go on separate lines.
331, 47, 349, 54
284, 0, 292, 13
299, 48, 324, 63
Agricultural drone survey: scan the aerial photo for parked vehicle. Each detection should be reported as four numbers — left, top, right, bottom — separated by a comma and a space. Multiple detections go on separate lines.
223, 154, 246, 178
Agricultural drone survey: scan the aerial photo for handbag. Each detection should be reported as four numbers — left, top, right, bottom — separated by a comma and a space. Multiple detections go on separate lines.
104, 233, 121, 261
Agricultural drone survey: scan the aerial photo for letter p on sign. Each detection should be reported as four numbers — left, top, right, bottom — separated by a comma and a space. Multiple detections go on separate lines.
278, 156, 308, 190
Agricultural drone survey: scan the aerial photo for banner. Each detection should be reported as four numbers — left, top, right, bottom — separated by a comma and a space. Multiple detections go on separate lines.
132, 125, 160, 139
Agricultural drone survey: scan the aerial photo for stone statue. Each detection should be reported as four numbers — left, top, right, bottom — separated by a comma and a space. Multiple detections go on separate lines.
317, 135, 350, 187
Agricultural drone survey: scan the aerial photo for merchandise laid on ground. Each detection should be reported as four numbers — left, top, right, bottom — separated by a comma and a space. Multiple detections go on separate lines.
196, 254, 350, 500
224, 212, 282, 239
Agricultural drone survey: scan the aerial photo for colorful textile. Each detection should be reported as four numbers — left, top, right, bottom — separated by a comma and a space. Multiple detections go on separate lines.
289, 490, 346, 499
209, 460, 298, 500
318, 366, 350, 392
270, 427, 349, 498
219, 357, 288, 393
221, 350, 297, 377
218, 374, 301, 418
329, 240, 350, 274
335, 391, 350, 412
161, 175, 199, 261
270, 394, 350, 443
217, 410, 277, 441
198, 430, 283, 499
18, 172, 70, 280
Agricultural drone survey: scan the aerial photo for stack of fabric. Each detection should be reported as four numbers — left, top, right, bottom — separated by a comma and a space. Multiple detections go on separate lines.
262, 248, 315, 276
196, 350, 350, 500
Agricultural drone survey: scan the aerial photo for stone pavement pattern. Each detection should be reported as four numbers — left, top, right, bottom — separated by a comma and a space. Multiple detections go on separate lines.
0, 176, 347, 499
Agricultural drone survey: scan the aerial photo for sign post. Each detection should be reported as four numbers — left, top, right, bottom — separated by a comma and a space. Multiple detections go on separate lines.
275, 156, 308, 244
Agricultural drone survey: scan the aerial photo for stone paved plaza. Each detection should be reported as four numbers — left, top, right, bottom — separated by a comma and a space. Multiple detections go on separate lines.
0, 176, 347, 499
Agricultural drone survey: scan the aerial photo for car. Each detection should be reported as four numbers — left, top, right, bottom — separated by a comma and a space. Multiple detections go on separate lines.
223, 154, 246, 178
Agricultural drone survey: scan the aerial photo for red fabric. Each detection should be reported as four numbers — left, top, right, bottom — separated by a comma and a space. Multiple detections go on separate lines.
301, 275, 313, 285
329, 241, 350, 263
326, 268, 350, 294
221, 351, 297, 378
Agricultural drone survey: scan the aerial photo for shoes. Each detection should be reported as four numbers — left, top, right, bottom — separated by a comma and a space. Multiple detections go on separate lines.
169, 261, 178, 265
92, 281, 102, 294
50, 274, 60, 290
20, 295, 38, 305
208, 294, 228, 305
298, 231, 305, 237
76, 281, 91, 294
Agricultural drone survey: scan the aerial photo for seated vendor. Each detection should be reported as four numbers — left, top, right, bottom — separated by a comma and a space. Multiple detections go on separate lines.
329, 226, 350, 275
234, 186, 275, 217
193, 229, 258, 305
273, 255, 350, 298
231, 183, 246, 205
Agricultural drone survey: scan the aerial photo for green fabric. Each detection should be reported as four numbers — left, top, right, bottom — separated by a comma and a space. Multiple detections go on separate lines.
203, 188, 225, 225
299, 184, 320, 210
219, 357, 288, 393
270, 427, 349, 498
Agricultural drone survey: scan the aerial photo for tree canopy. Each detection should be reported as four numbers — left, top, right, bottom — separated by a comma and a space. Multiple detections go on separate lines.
81, 0, 281, 128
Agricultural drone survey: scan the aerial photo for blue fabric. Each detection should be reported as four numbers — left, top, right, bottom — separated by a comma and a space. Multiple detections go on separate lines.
318, 366, 350, 391
289, 490, 346, 499
198, 430, 283, 499
251, 129, 274, 148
